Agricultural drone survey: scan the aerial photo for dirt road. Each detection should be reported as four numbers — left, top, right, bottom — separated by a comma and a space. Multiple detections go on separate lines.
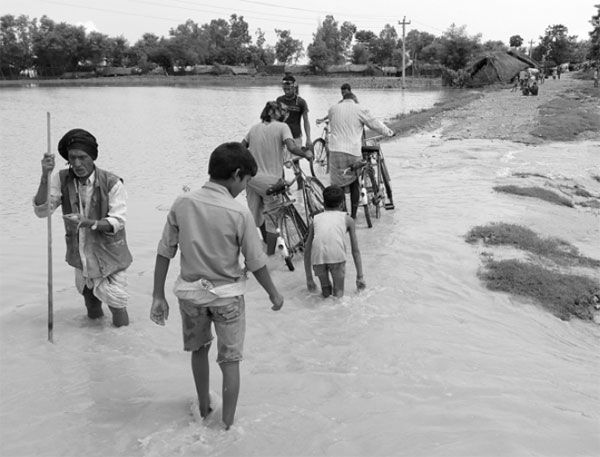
437, 73, 600, 143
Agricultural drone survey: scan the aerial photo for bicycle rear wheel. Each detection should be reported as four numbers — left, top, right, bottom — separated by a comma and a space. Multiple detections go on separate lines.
303, 176, 325, 220
279, 206, 309, 269
362, 167, 380, 225
310, 138, 329, 178
377, 150, 394, 209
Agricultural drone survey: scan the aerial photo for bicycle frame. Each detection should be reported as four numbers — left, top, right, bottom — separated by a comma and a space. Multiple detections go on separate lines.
341, 139, 394, 228
263, 188, 308, 271
362, 136, 394, 210
284, 158, 325, 222
264, 158, 324, 270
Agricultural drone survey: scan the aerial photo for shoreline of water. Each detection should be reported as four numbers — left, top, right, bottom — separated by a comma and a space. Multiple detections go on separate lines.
0, 74, 443, 89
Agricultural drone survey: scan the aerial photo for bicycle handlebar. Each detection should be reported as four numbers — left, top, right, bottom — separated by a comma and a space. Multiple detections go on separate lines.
342, 160, 367, 176
364, 134, 386, 143
266, 179, 288, 196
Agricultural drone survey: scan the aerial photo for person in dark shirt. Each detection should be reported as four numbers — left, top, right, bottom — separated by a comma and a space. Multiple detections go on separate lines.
276, 75, 312, 151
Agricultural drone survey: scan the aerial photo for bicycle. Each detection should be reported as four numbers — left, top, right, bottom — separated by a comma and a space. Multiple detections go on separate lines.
343, 136, 394, 228
264, 158, 325, 271
310, 119, 330, 179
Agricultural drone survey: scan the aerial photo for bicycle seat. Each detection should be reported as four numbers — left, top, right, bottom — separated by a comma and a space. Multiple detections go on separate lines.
266, 179, 288, 196
361, 145, 380, 154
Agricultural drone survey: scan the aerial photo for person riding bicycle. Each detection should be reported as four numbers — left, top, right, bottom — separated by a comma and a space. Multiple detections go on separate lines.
327, 92, 394, 218
304, 185, 365, 297
241, 101, 313, 253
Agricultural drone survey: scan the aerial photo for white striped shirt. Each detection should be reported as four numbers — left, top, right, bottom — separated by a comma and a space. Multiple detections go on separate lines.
327, 99, 393, 157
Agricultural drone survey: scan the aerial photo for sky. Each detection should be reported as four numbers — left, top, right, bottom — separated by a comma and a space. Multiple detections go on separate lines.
2, 0, 596, 49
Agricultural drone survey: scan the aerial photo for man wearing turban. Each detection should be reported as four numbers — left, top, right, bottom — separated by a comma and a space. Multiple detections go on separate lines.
33, 128, 133, 327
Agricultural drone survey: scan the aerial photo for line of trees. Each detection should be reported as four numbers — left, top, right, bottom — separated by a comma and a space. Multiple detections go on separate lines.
1, 6, 599, 79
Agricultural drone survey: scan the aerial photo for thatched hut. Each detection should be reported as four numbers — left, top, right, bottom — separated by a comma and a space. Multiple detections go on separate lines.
464, 51, 540, 87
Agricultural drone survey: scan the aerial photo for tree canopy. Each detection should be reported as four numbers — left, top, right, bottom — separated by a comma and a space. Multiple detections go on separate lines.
0, 11, 596, 79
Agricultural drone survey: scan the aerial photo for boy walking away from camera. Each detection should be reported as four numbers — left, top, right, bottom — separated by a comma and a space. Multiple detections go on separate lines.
304, 185, 366, 297
150, 142, 284, 430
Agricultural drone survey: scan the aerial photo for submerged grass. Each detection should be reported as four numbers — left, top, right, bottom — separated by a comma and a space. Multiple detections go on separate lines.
466, 223, 600, 321
493, 185, 573, 207
465, 222, 600, 268
480, 259, 599, 321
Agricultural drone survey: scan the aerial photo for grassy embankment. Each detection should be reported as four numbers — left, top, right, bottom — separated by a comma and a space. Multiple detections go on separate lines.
465, 223, 599, 321
455, 78, 599, 321
356, 75, 600, 321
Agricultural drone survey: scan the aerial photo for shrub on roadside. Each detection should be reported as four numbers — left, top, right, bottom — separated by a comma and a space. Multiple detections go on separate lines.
479, 259, 599, 321
466, 222, 600, 321
493, 185, 573, 207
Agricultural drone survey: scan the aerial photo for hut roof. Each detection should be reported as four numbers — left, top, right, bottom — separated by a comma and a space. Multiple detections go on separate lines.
326, 64, 370, 74
507, 50, 540, 69
465, 51, 540, 86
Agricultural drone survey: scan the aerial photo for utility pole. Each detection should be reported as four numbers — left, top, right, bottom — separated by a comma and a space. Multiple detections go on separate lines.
398, 16, 411, 89
528, 39, 534, 57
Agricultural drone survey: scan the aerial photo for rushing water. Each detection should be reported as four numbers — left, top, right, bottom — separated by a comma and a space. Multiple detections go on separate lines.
0, 84, 598, 457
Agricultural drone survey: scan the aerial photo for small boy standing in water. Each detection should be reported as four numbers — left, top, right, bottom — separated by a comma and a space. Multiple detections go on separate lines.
150, 142, 284, 430
304, 185, 366, 297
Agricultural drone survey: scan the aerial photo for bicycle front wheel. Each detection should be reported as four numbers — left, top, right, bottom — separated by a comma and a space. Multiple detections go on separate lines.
279, 206, 309, 268
303, 176, 325, 220
310, 138, 329, 178
378, 154, 394, 209
362, 167, 380, 225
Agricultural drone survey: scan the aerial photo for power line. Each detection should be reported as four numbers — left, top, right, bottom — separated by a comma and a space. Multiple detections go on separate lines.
39, 0, 450, 43
40, 0, 317, 39
126, 0, 319, 25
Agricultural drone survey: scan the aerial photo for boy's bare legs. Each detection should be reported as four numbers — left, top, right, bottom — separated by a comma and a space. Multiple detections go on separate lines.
316, 273, 332, 297
331, 269, 346, 297
192, 346, 212, 418
348, 181, 360, 219
220, 361, 240, 430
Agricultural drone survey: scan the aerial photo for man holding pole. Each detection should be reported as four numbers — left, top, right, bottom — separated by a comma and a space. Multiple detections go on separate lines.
33, 128, 132, 327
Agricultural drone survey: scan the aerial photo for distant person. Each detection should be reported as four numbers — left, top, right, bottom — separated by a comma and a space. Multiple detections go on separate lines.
593, 68, 598, 88
511, 76, 519, 92
33, 128, 132, 327
327, 92, 394, 218
304, 185, 365, 297
150, 142, 284, 431
316, 83, 358, 124
277, 75, 312, 189
518, 70, 528, 90
529, 81, 539, 96
557, 65, 562, 79
241, 101, 312, 252
276, 75, 312, 152
340, 82, 359, 103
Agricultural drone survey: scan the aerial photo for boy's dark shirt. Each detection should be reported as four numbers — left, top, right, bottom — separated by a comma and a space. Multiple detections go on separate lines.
276, 94, 308, 139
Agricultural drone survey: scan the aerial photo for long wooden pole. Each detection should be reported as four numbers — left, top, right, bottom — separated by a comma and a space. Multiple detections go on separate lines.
47, 112, 54, 343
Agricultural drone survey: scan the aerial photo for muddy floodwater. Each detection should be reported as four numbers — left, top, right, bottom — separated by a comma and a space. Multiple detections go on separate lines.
1, 84, 599, 457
